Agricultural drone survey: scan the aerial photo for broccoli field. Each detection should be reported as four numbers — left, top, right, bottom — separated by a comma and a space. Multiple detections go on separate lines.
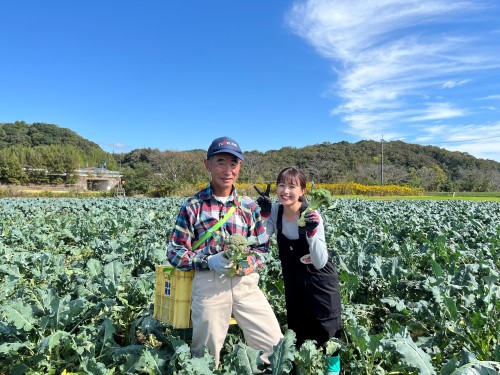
0, 198, 499, 374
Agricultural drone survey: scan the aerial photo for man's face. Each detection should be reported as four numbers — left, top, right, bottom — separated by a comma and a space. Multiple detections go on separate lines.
205, 153, 242, 195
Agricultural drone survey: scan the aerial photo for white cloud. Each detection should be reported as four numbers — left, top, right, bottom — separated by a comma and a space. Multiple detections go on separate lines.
408, 102, 465, 121
441, 79, 471, 88
414, 122, 500, 160
286, 0, 500, 161
445, 141, 500, 161
479, 94, 500, 100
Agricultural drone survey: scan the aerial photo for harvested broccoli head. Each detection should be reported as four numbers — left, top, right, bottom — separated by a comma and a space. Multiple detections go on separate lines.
297, 187, 333, 227
225, 234, 251, 258
222, 234, 258, 276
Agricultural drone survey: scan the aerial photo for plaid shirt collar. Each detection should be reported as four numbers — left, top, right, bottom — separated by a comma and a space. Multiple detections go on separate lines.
199, 184, 242, 207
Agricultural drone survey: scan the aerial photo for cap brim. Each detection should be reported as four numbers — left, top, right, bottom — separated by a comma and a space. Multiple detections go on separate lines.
210, 149, 244, 160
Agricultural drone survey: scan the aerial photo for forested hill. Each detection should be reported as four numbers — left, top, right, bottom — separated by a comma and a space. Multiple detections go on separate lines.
244, 140, 500, 187
0, 121, 100, 151
1, 121, 500, 192
0, 122, 117, 185
115, 141, 500, 193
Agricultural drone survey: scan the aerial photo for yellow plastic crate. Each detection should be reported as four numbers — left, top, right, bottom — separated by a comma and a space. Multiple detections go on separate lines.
153, 265, 237, 328
154, 265, 194, 328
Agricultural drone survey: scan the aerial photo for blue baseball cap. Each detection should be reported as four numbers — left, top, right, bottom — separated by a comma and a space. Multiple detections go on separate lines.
207, 136, 244, 160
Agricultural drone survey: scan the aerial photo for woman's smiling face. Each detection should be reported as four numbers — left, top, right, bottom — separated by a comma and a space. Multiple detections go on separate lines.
276, 179, 304, 207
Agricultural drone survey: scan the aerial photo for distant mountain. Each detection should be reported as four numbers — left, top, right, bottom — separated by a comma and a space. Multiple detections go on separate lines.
115, 140, 500, 193
2, 121, 499, 192
0, 122, 117, 185
0, 121, 101, 152
240, 140, 500, 191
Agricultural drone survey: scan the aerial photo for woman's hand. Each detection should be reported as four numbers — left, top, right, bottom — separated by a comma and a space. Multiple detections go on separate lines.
304, 210, 320, 237
254, 183, 272, 218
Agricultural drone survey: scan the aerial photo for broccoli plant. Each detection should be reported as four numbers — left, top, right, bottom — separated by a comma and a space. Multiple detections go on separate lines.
218, 233, 259, 277
297, 186, 334, 227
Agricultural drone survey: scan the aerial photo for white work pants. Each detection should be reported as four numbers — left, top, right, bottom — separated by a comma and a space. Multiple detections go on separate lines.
190, 270, 283, 367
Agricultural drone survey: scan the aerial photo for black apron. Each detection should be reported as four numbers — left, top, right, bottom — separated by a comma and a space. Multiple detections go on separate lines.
277, 204, 342, 348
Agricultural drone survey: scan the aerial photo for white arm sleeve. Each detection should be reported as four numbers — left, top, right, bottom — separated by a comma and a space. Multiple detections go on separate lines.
262, 204, 277, 238
267, 205, 328, 270
306, 216, 329, 269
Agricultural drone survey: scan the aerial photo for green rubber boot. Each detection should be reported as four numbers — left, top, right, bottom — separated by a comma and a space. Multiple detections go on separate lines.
325, 354, 340, 375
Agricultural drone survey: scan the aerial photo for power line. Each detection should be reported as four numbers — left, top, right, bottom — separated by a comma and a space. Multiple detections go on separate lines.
384, 134, 500, 145
432, 134, 500, 144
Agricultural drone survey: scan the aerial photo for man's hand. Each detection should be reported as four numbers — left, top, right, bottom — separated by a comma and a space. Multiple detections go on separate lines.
254, 183, 272, 218
304, 210, 320, 237
236, 255, 255, 276
208, 251, 233, 274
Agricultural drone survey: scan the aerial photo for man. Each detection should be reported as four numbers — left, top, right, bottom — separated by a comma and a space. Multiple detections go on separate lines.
166, 136, 283, 367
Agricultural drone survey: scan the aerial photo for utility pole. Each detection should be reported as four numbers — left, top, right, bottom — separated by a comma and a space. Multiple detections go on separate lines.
380, 136, 385, 185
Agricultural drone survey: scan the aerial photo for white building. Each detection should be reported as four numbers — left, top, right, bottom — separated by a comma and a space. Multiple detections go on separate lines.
75, 167, 123, 191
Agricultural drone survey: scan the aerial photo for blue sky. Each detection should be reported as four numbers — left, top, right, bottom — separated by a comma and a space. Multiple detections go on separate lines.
1, 0, 500, 162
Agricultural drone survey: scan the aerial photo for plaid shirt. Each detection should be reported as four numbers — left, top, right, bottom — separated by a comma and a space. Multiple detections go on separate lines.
166, 184, 269, 271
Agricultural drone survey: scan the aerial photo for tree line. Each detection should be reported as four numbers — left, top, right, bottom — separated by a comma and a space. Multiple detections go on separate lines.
114, 142, 500, 196
1, 121, 500, 194
0, 122, 117, 185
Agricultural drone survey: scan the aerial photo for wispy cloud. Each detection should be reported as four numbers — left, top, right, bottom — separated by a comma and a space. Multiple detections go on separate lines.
441, 79, 471, 89
286, 0, 500, 161
437, 122, 500, 160
479, 94, 500, 100
408, 102, 465, 121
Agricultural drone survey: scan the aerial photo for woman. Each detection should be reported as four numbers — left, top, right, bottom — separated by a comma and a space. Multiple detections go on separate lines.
255, 167, 342, 375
